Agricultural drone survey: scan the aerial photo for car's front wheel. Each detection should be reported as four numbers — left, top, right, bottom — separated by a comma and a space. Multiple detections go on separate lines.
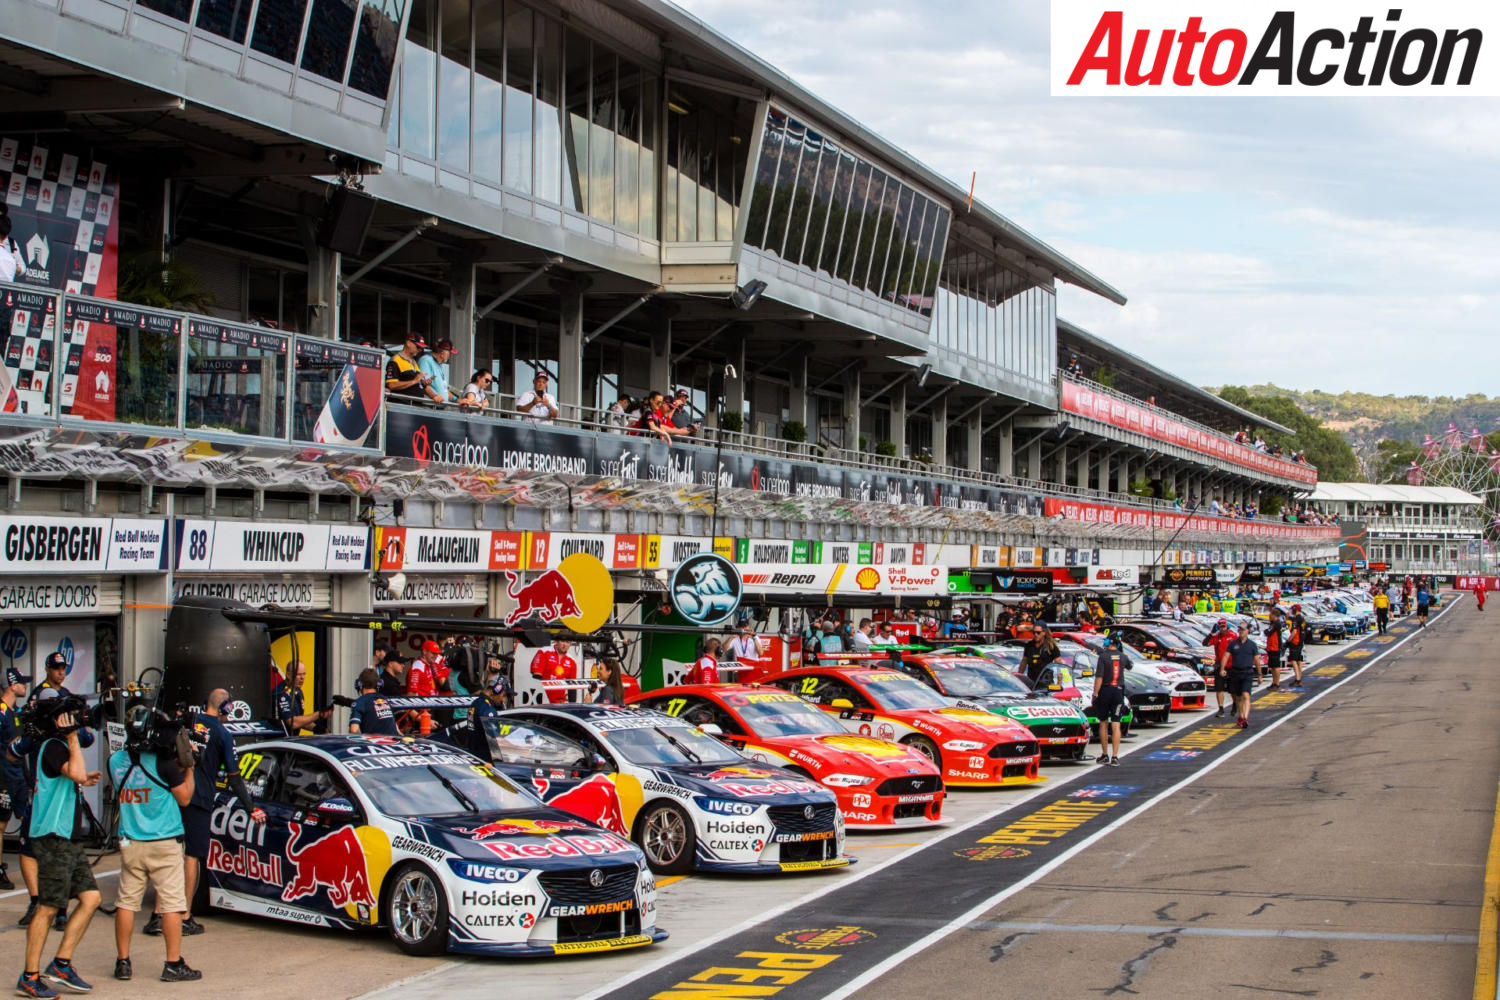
385, 864, 450, 956
901, 735, 941, 765
637, 802, 695, 875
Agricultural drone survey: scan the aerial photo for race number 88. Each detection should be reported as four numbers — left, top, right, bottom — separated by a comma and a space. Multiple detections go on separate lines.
187, 529, 208, 561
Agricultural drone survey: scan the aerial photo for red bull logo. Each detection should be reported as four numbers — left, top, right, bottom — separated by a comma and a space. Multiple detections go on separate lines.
545, 774, 628, 837
283, 822, 374, 908
457, 816, 582, 840
504, 570, 582, 626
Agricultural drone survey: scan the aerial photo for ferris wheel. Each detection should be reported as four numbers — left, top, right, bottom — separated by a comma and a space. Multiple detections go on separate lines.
1406, 422, 1500, 545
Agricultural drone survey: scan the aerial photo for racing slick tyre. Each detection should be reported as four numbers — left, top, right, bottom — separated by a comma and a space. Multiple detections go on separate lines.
384, 863, 450, 956
637, 802, 695, 875
901, 735, 941, 766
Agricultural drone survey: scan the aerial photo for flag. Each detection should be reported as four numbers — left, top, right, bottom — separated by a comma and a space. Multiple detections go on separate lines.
312, 362, 382, 447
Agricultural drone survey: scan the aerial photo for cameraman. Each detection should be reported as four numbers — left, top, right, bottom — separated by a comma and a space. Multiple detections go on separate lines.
107, 707, 198, 983
144, 689, 264, 939
17, 702, 100, 999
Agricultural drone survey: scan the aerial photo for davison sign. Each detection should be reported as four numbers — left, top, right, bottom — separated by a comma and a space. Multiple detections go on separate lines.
1052, 3, 1495, 96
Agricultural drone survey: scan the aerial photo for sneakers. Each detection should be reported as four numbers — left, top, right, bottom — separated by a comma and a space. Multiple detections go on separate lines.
180, 918, 204, 937
18, 901, 36, 927
142, 913, 162, 937
1268, 683, 1280, 692
43, 961, 90, 994
0, 865, 13, 891
1214, 706, 1226, 718
15, 973, 56, 999
1236, 716, 1247, 728
111, 961, 130, 983
1094, 753, 1109, 763
159, 961, 201, 984
1106, 756, 1120, 767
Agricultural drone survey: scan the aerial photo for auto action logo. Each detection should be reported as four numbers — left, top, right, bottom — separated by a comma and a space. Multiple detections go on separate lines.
1051, 2, 1496, 96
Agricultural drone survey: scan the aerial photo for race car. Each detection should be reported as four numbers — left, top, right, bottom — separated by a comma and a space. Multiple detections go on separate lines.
208, 735, 665, 957
1122, 670, 1172, 726
1027, 661, 1134, 740
888, 654, 1091, 762
765, 666, 1041, 788
627, 685, 946, 829
1064, 632, 1208, 710
493, 704, 849, 876
1104, 622, 1218, 676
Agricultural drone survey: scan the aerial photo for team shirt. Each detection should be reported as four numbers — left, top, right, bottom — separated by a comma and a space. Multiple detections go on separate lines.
349, 692, 399, 735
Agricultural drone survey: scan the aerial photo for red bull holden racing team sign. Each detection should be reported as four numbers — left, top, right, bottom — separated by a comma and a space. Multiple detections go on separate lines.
1052, 2, 1495, 95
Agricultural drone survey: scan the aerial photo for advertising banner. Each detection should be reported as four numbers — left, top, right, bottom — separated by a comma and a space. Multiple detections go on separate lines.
175, 519, 369, 573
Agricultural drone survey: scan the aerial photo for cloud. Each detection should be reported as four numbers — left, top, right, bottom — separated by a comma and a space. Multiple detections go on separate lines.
673, 0, 1494, 395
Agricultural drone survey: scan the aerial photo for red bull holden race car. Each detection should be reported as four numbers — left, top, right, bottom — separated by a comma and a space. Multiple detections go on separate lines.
764, 666, 1042, 788
206, 735, 664, 957
491, 704, 851, 876
627, 685, 946, 829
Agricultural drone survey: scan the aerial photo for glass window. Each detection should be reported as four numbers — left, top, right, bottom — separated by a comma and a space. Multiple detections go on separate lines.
438, 0, 471, 172
639, 76, 657, 240
818, 151, 854, 275
60, 300, 182, 427
400, 0, 436, 158
834, 160, 871, 283
852, 173, 887, 291
195, 0, 253, 42
588, 48, 616, 225
614, 65, 642, 234
349, 0, 404, 98
782, 130, 816, 259
137, 0, 191, 20
696, 115, 717, 240
877, 184, 915, 298
185, 319, 289, 438
301, 0, 357, 82
801, 140, 838, 270
562, 27, 591, 213
670, 107, 697, 240
472, 0, 504, 185
767, 120, 803, 256
348, 756, 538, 818
251, 0, 308, 62
504, 1, 535, 194
744, 111, 785, 249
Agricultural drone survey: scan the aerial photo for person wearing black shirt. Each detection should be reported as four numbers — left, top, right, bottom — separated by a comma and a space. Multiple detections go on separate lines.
464, 677, 510, 758
1023, 627, 1060, 688
348, 670, 399, 736
0, 667, 28, 892
378, 655, 407, 698
1092, 633, 1128, 767
1285, 606, 1307, 688
1225, 624, 1259, 729
272, 662, 331, 736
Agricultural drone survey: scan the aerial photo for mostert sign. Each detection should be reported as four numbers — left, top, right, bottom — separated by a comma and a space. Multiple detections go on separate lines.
1052, 3, 1495, 96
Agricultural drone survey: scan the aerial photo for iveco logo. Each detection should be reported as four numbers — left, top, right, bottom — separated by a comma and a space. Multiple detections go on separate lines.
588, 869, 604, 887
803, 805, 814, 820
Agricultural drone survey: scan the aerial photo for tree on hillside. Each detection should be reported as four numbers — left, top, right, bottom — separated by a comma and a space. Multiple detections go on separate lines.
1217, 386, 1361, 481
1372, 438, 1421, 483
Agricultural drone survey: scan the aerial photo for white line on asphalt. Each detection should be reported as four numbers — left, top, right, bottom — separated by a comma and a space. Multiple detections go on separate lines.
968, 920, 1477, 944
819, 597, 1462, 1000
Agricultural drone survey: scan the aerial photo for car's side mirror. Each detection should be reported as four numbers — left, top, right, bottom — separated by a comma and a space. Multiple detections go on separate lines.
589, 753, 612, 773
830, 698, 853, 711
316, 797, 358, 822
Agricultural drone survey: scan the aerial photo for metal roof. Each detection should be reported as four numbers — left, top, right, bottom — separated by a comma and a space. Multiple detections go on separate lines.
1306, 483, 1484, 505
618, 0, 1127, 306
1056, 319, 1296, 437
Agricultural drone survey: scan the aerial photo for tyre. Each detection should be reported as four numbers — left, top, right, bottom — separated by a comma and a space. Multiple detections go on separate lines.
636, 801, 695, 875
901, 735, 941, 765
384, 864, 449, 956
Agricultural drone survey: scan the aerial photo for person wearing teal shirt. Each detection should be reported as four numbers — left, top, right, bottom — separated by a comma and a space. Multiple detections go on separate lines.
107, 718, 199, 984
417, 339, 458, 404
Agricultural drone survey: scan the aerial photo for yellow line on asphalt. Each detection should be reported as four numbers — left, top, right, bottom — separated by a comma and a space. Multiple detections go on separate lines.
1474, 777, 1500, 1000
656, 875, 689, 888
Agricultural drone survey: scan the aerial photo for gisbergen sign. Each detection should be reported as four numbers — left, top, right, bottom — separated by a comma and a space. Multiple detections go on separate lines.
1052, 3, 1495, 96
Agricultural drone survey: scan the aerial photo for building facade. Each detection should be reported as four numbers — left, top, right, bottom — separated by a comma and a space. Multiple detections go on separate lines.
1308, 483, 1488, 580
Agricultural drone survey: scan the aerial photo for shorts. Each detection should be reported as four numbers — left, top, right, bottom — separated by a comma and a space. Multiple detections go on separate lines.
1093, 686, 1127, 723
1287, 645, 1304, 663
182, 805, 211, 860
1418, 604, 1430, 616
33, 835, 96, 910
117, 838, 187, 913
1266, 649, 1282, 669
1225, 671, 1255, 696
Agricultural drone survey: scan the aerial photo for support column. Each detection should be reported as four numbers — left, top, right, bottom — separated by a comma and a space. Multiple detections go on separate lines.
930, 394, 948, 467
649, 322, 672, 398
329, 571, 373, 733
788, 354, 808, 436
306, 245, 341, 340
1097, 453, 1111, 495
122, 575, 170, 688
965, 414, 983, 473
1115, 455, 1130, 494
890, 383, 907, 459
1027, 437, 1042, 482
554, 276, 588, 414
842, 368, 861, 454
1074, 444, 1092, 489
447, 260, 476, 378
997, 419, 1014, 478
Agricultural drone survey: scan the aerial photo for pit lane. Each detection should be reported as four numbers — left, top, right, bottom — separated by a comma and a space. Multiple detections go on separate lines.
0, 621, 1426, 999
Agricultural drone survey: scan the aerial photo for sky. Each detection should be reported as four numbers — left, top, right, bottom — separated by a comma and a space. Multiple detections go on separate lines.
673, 0, 1498, 397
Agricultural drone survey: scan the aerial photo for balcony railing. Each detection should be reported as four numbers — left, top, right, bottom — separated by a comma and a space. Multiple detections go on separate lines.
0, 281, 385, 454
1058, 373, 1319, 485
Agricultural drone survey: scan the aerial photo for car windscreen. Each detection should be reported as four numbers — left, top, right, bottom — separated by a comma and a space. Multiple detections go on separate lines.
483, 718, 589, 769
975, 647, 1025, 669
600, 723, 746, 766
347, 756, 539, 818
728, 693, 847, 737
1055, 644, 1098, 675
924, 659, 1034, 698
1140, 627, 1191, 649
854, 671, 952, 710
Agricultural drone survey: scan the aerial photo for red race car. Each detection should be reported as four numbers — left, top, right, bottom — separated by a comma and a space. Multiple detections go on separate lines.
628, 685, 946, 829
764, 666, 1041, 788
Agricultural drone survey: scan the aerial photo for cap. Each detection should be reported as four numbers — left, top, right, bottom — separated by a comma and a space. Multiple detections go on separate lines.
422, 640, 441, 656
405, 332, 429, 348
434, 338, 456, 354
533, 370, 550, 380
5, 667, 29, 687
1292, 603, 1302, 612
1217, 618, 1228, 627
674, 387, 689, 397
44, 652, 67, 671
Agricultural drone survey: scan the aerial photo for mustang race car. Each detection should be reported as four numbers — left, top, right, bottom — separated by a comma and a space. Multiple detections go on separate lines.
1122, 670, 1172, 726
209, 735, 664, 957
765, 666, 1041, 788
889, 654, 1091, 762
1066, 632, 1208, 710
493, 704, 849, 876
628, 685, 945, 829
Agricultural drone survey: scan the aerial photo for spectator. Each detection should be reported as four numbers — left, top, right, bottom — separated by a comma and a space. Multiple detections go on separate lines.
593, 658, 626, 705
669, 389, 701, 435
384, 334, 431, 400
517, 372, 559, 424
850, 620, 873, 653
457, 369, 493, 412
418, 339, 458, 404
0, 208, 25, 283
726, 624, 759, 663
605, 394, 634, 433
634, 391, 673, 443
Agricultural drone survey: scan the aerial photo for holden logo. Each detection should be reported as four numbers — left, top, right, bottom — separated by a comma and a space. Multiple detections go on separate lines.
802, 805, 814, 820
588, 869, 604, 888
411, 424, 431, 463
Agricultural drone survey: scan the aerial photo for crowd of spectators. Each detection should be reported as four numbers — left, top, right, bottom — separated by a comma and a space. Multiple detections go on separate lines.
1233, 427, 1310, 464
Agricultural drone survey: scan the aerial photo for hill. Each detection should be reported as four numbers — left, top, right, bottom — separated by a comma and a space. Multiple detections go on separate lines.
1210, 385, 1500, 480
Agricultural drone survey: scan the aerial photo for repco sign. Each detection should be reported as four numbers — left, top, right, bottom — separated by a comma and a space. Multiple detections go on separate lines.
1052, 3, 1494, 96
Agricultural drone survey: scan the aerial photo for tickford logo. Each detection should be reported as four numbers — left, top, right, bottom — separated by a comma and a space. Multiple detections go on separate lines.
1052, 3, 1494, 96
